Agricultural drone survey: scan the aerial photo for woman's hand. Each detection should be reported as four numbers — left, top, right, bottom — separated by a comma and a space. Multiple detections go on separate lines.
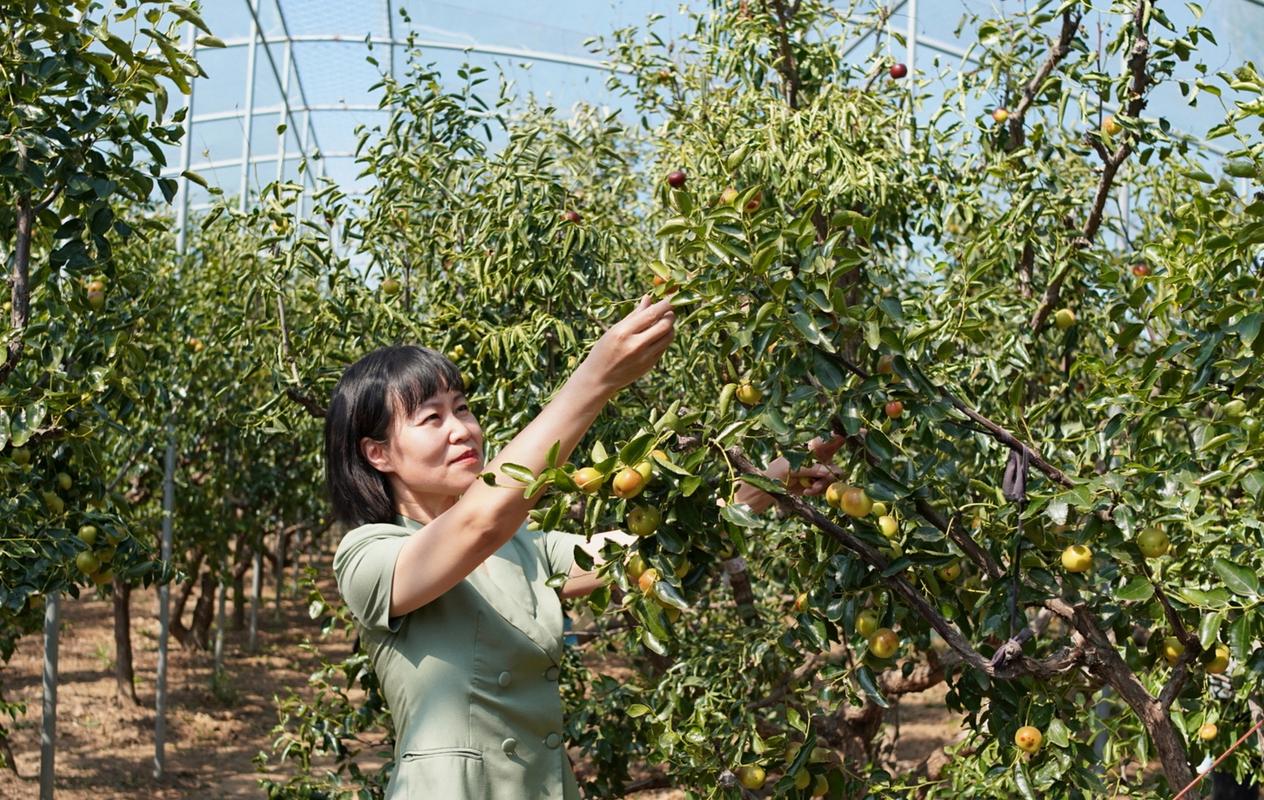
733, 434, 847, 515
576, 296, 676, 396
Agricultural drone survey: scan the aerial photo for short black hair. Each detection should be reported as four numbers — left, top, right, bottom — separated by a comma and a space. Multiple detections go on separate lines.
323, 346, 465, 527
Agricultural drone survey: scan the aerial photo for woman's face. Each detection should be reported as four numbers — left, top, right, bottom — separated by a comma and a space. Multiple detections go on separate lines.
361, 387, 485, 503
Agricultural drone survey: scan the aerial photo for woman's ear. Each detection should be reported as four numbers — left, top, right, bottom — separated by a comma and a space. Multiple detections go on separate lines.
360, 437, 394, 473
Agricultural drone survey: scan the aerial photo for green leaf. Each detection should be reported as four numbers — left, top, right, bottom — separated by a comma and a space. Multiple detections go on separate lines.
1115, 577, 1154, 603
1013, 762, 1037, 800
656, 217, 691, 237
653, 581, 690, 611
627, 703, 653, 718
1212, 558, 1259, 597
619, 432, 654, 468
500, 463, 536, 484
1046, 718, 1070, 748
855, 665, 889, 708
1199, 611, 1224, 649
720, 503, 760, 528
640, 628, 668, 656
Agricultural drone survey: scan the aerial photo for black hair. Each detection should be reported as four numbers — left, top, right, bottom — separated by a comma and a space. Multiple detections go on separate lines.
323, 345, 465, 527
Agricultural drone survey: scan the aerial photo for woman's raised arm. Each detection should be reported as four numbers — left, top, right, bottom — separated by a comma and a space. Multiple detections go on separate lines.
387, 296, 676, 616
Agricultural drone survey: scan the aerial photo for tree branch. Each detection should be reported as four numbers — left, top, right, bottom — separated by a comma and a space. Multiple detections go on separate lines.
1030, 0, 1152, 331
827, 352, 1074, 489
765, 0, 802, 110
723, 446, 1083, 682
274, 287, 327, 418
0, 170, 33, 386
1007, 10, 1083, 149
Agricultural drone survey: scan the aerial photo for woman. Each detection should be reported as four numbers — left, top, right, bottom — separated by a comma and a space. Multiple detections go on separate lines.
325, 297, 675, 799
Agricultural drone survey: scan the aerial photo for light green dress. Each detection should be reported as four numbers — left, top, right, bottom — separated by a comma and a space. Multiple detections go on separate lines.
333, 516, 587, 799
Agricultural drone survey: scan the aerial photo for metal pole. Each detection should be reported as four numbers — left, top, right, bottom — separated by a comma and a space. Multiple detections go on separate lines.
213, 579, 226, 674
275, 39, 292, 184
295, 108, 311, 225
238, 0, 260, 212
154, 424, 176, 779
38, 593, 59, 800
175, 22, 197, 255
899, 0, 917, 272
274, 528, 285, 620
249, 549, 262, 652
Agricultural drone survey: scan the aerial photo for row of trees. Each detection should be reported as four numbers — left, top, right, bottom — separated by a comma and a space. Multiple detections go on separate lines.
4, 1, 1263, 799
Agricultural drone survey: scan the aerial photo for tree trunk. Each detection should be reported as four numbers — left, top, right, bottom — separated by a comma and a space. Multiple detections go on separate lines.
169, 548, 204, 647
1067, 604, 1199, 795
112, 578, 139, 704
232, 535, 250, 630
190, 570, 216, 650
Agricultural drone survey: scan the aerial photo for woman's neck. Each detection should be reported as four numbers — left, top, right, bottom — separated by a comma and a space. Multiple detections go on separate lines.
394, 492, 458, 525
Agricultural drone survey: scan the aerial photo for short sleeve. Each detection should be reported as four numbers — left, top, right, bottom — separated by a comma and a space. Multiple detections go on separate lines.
332, 524, 411, 634
536, 530, 590, 578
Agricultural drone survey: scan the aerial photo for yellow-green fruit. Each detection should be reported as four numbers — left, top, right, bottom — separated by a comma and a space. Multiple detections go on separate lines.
634, 460, 654, 482
794, 592, 808, 613
92, 569, 113, 586
78, 525, 98, 545
673, 559, 690, 579
736, 383, 762, 405
42, 491, 65, 515
1199, 723, 1218, 741
1205, 644, 1230, 674
75, 550, 100, 575
936, 561, 962, 582
626, 553, 647, 582
1137, 526, 1169, 559
612, 467, 646, 500
868, 628, 899, 659
720, 187, 740, 205
637, 568, 660, 595
1102, 115, 1122, 137
856, 610, 879, 638
825, 481, 847, 509
87, 289, 106, 310
11, 447, 30, 466
870, 501, 888, 517
56, 472, 73, 491
1061, 544, 1092, 573
840, 487, 872, 518
380, 277, 401, 296
1223, 399, 1247, 419
573, 467, 604, 494
627, 505, 662, 537
812, 773, 829, 797
1014, 725, 1043, 754
794, 770, 812, 790
1054, 308, 1076, 330
877, 515, 899, 539
736, 765, 766, 790
1163, 636, 1185, 666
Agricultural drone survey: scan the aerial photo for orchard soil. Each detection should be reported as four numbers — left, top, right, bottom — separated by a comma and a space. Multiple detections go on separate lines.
0, 547, 959, 798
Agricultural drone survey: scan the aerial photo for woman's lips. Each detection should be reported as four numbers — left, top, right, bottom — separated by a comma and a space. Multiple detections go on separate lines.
452, 449, 479, 464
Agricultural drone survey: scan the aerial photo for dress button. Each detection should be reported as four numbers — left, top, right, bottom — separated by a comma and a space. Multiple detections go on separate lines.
545, 732, 562, 749
498, 671, 512, 687
502, 737, 517, 756
545, 665, 560, 681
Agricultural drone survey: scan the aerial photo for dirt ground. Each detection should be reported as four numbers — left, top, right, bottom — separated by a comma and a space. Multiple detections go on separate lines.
0, 549, 959, 799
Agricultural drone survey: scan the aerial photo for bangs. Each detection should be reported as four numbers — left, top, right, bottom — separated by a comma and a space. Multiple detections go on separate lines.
384, 349, 466, 424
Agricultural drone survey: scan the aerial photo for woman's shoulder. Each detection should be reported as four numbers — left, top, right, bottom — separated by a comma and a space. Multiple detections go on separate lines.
332, 521, 412, 564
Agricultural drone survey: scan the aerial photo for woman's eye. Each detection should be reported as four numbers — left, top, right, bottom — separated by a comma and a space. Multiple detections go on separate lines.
456, 404, 470, 413
421, 413, 440, 424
